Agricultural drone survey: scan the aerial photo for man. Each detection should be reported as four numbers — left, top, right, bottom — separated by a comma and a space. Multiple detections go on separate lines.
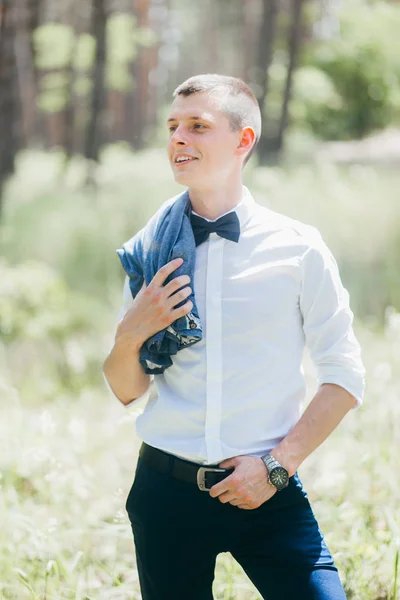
104, 74, 365, 599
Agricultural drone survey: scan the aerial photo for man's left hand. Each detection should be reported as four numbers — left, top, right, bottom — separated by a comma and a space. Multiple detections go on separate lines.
209, 455, 277, 510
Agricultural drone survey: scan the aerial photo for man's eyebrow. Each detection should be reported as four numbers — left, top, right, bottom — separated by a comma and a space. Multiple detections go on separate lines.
167, 115, 209, 123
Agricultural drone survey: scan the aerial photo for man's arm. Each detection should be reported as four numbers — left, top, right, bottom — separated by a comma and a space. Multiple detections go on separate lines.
103, 257, 193, 405
211, 231, 365, 509
104, 336, 151, 405
212, 383, 357, 509
271, 382, 356, 476
103, 277, 151, 405
273, 233, 365, 473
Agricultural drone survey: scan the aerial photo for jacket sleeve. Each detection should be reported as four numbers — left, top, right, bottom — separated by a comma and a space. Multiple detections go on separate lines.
299, 230, 365, 407
116, 228, 145, 300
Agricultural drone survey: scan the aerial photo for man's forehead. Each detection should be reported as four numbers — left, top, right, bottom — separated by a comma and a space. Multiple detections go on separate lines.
168, 93, 225, 122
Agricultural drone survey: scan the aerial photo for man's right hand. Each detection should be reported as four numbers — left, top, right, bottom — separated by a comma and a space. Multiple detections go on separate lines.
115, 257, 193, 349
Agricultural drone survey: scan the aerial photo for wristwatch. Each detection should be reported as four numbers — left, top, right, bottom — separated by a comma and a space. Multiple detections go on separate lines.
261, 454, 289, 491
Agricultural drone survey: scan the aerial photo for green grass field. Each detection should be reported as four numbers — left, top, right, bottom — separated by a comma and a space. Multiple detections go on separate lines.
1, 149, 399, 599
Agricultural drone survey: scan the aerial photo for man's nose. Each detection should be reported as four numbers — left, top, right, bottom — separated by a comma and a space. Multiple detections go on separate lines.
170, 127, 189, 146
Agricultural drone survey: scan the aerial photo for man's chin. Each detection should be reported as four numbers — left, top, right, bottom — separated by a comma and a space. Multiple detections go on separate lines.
172, 170, 197, 186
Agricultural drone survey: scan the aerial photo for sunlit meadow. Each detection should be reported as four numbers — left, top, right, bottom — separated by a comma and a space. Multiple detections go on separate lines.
1, 148, 399, 599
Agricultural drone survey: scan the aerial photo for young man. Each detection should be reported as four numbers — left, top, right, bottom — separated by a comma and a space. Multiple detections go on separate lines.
104, 74, 365, 599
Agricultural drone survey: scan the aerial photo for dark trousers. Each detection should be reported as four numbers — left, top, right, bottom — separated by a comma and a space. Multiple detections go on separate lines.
126, 452, 347, 600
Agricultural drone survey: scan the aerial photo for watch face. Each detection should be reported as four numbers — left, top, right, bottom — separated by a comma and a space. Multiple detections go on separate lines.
270, 466, 289, 490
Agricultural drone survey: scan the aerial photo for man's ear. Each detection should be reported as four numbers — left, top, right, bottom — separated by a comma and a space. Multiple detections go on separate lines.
235, 126, 256, 159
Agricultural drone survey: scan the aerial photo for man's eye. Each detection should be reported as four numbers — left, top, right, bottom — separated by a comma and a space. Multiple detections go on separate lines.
168, 126, 177, 133
193, 124, 205, 130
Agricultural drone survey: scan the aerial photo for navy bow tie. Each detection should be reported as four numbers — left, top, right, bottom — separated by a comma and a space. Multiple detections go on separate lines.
190, 211, 240, 247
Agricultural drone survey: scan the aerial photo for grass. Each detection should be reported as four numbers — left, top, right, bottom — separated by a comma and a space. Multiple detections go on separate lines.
1, 147, 400, 598
1, 319, 400, 599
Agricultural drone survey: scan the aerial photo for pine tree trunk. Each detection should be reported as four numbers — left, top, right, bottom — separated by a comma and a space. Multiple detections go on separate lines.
275, 0, 305, 154
27, 0, 42, 144
72, 1, 91, 154
238, 0, 260, 82
255, 0, 279, 162
13, 0, 39, 147
84, 0, 107, 162
130, 0, 151, 150
0, 0, 20, 212
204, 0, 218, 72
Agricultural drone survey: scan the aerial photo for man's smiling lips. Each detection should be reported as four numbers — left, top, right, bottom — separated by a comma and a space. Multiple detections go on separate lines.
173, 154, 199, 167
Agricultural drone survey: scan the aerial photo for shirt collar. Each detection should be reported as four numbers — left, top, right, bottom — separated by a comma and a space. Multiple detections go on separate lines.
190, 186, 255, 230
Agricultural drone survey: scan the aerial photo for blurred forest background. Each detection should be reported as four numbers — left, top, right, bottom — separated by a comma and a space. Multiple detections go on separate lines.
1, 0, 400, 599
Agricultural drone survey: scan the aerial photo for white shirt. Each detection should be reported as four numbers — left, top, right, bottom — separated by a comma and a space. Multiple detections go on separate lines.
109, 187, 365, 465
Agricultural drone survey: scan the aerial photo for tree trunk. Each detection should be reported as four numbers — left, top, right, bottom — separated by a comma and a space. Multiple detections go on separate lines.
62, 1, 77, 159
204, 0, 218, 73
0, 0, 20, 212
13, 0, 41, 147
27, 0, 42, 144
72, 1, 92, 154
254, 0, 279, 162
238, 0, 260, 82
84, 0, 107, 162
274, 0, 305, 154
130, 0, 151, 150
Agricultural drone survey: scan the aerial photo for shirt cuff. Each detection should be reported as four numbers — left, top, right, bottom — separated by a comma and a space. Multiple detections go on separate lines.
102, 372, 155, 407
318, 374, 365, 409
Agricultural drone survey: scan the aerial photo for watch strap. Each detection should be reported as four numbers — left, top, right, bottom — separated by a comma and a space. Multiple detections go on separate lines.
261, 453, 289, 490
261, 454, 281, 472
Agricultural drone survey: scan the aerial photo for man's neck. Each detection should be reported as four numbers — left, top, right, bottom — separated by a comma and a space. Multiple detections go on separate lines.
188, 179, 244, 221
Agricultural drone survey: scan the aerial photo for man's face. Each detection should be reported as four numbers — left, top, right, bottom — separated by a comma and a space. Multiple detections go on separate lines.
167, 92, 242, 189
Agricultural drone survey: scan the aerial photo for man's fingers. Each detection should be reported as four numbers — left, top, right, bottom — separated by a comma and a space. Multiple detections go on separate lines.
164, 274, 191, 296
168, 286, 192, 309
151, 257, 183, 288
171, 299, 193, 319
209, 472, 238, 498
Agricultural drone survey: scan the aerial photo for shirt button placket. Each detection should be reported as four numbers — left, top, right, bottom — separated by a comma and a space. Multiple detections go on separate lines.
204, 233, 224, 463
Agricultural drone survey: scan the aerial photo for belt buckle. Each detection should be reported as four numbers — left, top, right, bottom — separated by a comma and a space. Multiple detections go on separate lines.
197, 467, 228, 491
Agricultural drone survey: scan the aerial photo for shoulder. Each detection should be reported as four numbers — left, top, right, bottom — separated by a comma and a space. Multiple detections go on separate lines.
151, 189, 190, 222
253, 201, 325, 252
121, 191, 187, 251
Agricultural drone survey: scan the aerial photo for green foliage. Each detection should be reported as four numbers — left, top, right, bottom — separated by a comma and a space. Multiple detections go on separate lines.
0, 261, 84, 343
33, 24, 75, 70
290, 67, 342, 137
32, 14, 158, 112
33, 24, 75, 113
134, 25, 158, 48
73, 75, 93, 98
106, 63, 134, 92
107, 13, 138, 63
293, 1, 400, 140
0, 148, 178, 299
37, 72, 70, 113
0, 259, 106, 399
105, 13, 157, 91
72, 33, 96, 71
312, 44, 393, 139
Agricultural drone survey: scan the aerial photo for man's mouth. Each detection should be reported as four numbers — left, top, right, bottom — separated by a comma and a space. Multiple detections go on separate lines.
174, 155, 198, 165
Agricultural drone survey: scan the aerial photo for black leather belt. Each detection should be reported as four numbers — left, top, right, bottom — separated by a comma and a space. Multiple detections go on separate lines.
139, 442, 234, 491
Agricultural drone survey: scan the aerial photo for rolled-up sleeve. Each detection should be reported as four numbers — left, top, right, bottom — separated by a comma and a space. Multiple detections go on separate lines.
299, 231, 365, 407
